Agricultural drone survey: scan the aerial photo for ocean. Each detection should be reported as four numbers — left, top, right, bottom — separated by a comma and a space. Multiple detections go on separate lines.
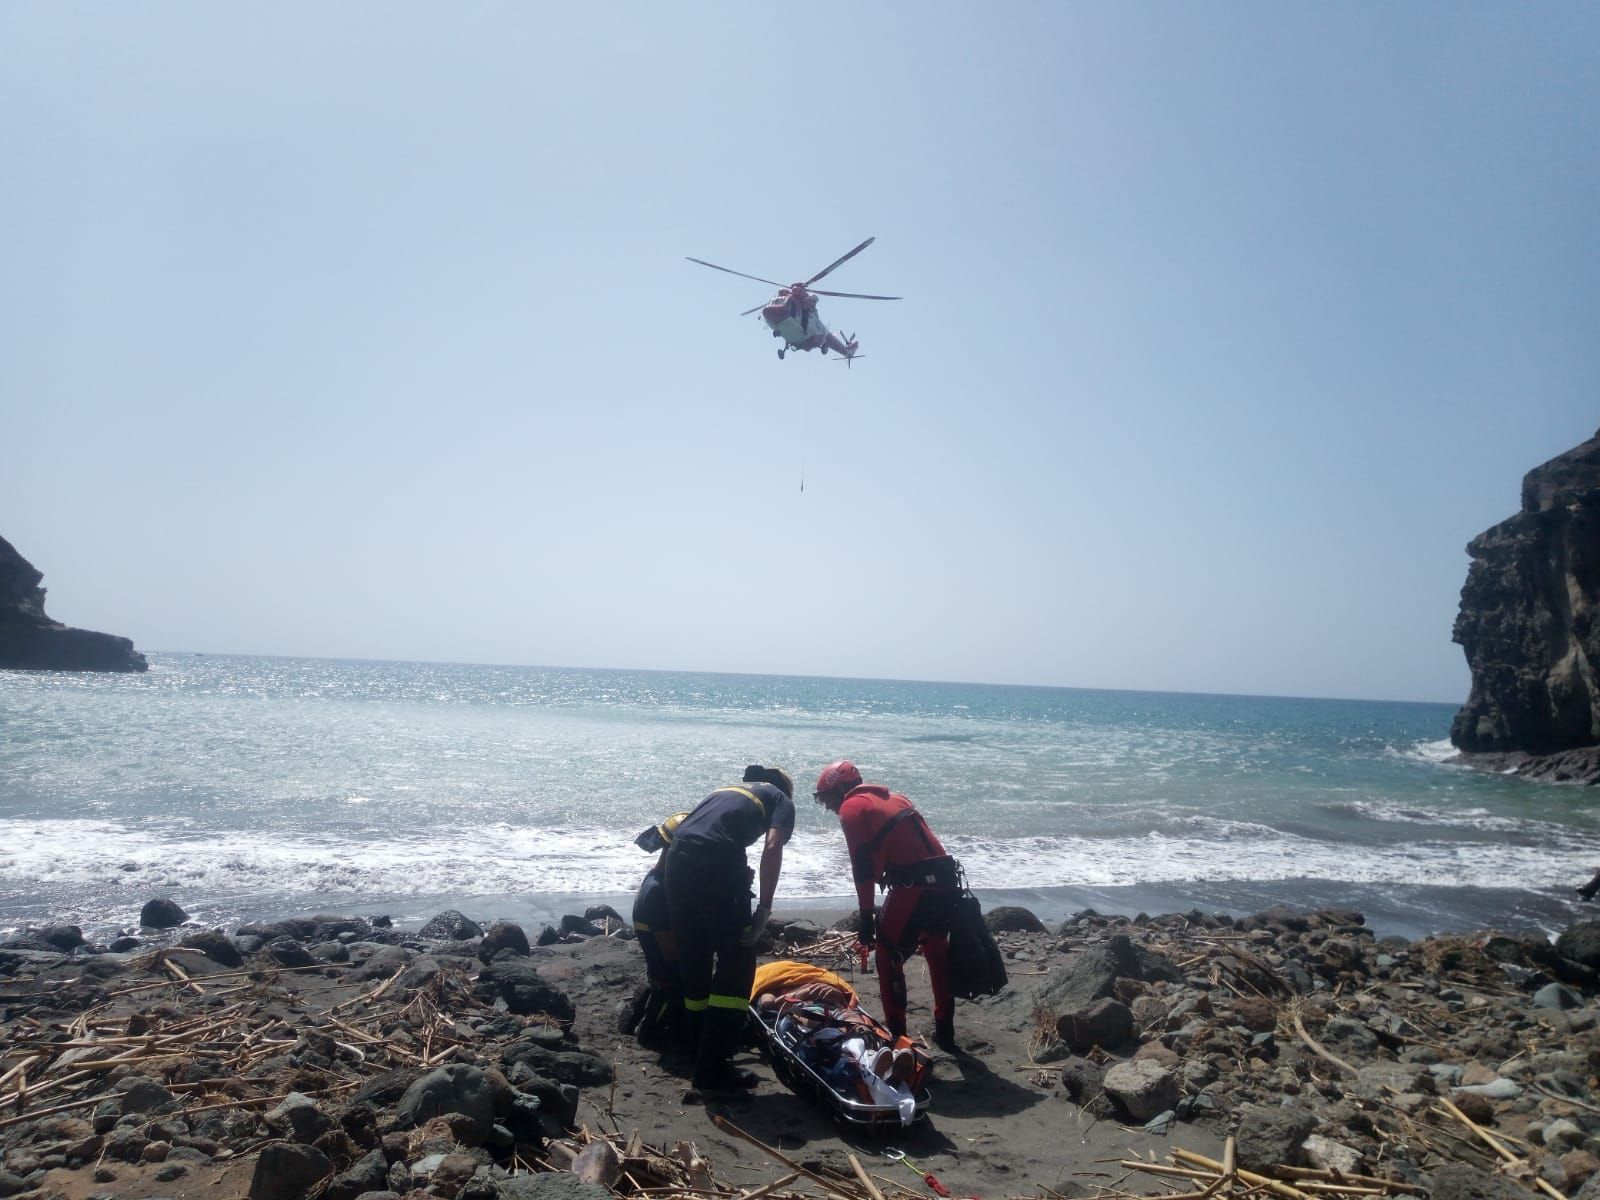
2, 654, 1596, 943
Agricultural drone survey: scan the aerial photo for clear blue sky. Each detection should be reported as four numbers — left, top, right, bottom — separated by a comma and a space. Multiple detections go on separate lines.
2, 4, 1595, 703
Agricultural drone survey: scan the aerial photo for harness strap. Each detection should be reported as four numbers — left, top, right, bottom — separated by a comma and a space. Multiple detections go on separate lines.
716, 785, 767, 820
851, 805, 936, 885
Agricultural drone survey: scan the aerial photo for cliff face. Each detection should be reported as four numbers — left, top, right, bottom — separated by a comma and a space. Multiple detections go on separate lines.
0, 535, 148, 673
1451, 428, 1600, 756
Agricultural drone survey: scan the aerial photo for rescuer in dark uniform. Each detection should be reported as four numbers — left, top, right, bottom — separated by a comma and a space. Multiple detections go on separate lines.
813, 759, 961, 1051
665, 764, 796, 1093
627, 811, 689, 1046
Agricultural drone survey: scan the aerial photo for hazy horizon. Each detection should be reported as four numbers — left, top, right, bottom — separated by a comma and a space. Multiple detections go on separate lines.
121, 646, 1460, 708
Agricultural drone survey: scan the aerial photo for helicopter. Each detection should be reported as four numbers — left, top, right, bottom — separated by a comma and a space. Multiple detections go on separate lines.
686, 236, 900, 362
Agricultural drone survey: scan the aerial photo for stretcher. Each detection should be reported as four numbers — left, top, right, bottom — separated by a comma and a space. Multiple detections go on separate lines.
748, 996, 933, 1129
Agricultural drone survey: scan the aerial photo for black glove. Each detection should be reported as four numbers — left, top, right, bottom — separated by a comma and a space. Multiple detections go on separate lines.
857, 907, 876, 949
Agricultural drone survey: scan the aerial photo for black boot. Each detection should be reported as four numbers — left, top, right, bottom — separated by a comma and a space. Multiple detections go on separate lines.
692, 1007, 758, 1092
934, 1016, 957, 1052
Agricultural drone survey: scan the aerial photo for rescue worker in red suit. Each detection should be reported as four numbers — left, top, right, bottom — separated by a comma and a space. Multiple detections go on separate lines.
813, 760, 961, 1051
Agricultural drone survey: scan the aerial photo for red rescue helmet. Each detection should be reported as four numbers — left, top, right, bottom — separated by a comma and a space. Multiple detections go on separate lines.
813, 760, 863, 800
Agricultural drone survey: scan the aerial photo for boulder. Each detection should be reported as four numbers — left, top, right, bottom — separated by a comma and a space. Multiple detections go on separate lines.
1303, 1134, 1364, 1174
351, 944, 413, 981
176, 928, 244, 968
1059, 1058, 1106, 1106
115, 1075, 176, 1114
266, 937, 316, 968
1038, 933, 1182, 1015
985, 906, 1047, 933
396, 1065, 500, 1145
323, 1149, 394, 1200
501, 1040, 613, 1088
559, 914, 603, 937
266, 1093, 333, 1144
1102, 1059, 1181, 1121
1057, 997, 1135, 1052
140, 897, 188, 929
479, 922, 532, 964
1235, 1103, 1318, 1170
1557, 921, 1600, 970
248, 1141, 333, 1200
418, 910, 483, 941
1432, 1162, 1533, 1200
39, 924, 86, 951
476, 960, 575, 1019
573, 1139, 622, 1188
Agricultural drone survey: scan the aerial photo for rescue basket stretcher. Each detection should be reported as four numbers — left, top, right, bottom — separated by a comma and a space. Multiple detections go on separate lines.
747, 996, 933, 1129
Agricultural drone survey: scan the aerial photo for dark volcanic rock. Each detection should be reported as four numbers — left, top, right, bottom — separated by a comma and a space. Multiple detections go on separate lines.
396, 1065, 499, 1144
0, 534, 148, 672
985, 906, 1047, 933
249, 1140, 333, 1200
39, 924, 86, 951
418, 910, 483, 941
1038, 933, 1182, 1014
176, 928, 244, 968
1431, 1162, 1532, 1200
1234, 1102, 1318, 1171
475, 960, 575, 1019
140, 897, 188, 929
1556, 920, 1600, 970
1451, 427, 1600, 768
479, 921, 531, 964
1058, 997, 1136, 1051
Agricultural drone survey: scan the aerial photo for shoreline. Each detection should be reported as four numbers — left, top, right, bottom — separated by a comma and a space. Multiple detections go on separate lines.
5, 898, 1600, 1199
5, 874, 1593, 948
1452, 746, 1600, 786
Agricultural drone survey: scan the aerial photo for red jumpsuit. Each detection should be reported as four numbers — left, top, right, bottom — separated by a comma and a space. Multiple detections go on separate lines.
837, 784, 959, 1040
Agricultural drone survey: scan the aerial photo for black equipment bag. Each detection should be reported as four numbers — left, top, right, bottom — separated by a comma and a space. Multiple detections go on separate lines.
945, 878, 1008, 999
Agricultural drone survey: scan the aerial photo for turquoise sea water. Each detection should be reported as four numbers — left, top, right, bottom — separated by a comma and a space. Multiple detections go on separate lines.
2, 654, 1596, 940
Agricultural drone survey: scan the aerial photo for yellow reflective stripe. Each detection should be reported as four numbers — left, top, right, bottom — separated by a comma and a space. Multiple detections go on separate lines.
633, 920, 652, 932
708, 993, 750, 1011
716, 785, 767, 819
684, 996, 709, 1012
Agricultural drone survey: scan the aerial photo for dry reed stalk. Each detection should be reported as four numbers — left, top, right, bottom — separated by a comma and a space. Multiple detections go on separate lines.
1120, 1164, 1219, 1181
1434, 1098, 1567, 1200
0, 1092, 107, 1129
848, 1156, 886, 1200
102, 962, 328, 999
1289, 1006, 1357, 1076
708, 1115, 861, 1200
160, 955, 205, 995
1172, 1150, 1315, 1200
0, 1055, 41, 1092
1273, 1168, 1408, 1190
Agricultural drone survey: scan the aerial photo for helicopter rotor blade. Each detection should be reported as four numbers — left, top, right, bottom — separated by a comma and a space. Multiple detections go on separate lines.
740, 302, 769, 316
811, 289, 901, 301
685, 257, 784, 288
805, 236, 875, 286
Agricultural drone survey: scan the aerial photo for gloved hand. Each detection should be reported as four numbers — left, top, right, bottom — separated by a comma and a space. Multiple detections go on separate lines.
857, 907, 876, 950
740, 904, 771, 947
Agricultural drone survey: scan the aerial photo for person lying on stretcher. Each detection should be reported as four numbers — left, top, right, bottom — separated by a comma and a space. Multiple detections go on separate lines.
751, 960, 928, 1121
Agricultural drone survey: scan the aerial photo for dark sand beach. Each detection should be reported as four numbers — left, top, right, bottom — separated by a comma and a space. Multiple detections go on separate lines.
3, 902, 1600, 1200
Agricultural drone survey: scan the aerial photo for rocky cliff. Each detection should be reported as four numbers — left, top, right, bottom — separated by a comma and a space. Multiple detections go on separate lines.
1450, 428, 1600, 778
0, 535, 148, 672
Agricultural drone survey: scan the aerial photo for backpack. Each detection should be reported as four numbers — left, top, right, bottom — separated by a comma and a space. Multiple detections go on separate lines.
945, 887, 1008, 999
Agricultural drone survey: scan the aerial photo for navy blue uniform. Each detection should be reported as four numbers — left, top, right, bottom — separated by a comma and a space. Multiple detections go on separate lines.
665, 781, 795, 1081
